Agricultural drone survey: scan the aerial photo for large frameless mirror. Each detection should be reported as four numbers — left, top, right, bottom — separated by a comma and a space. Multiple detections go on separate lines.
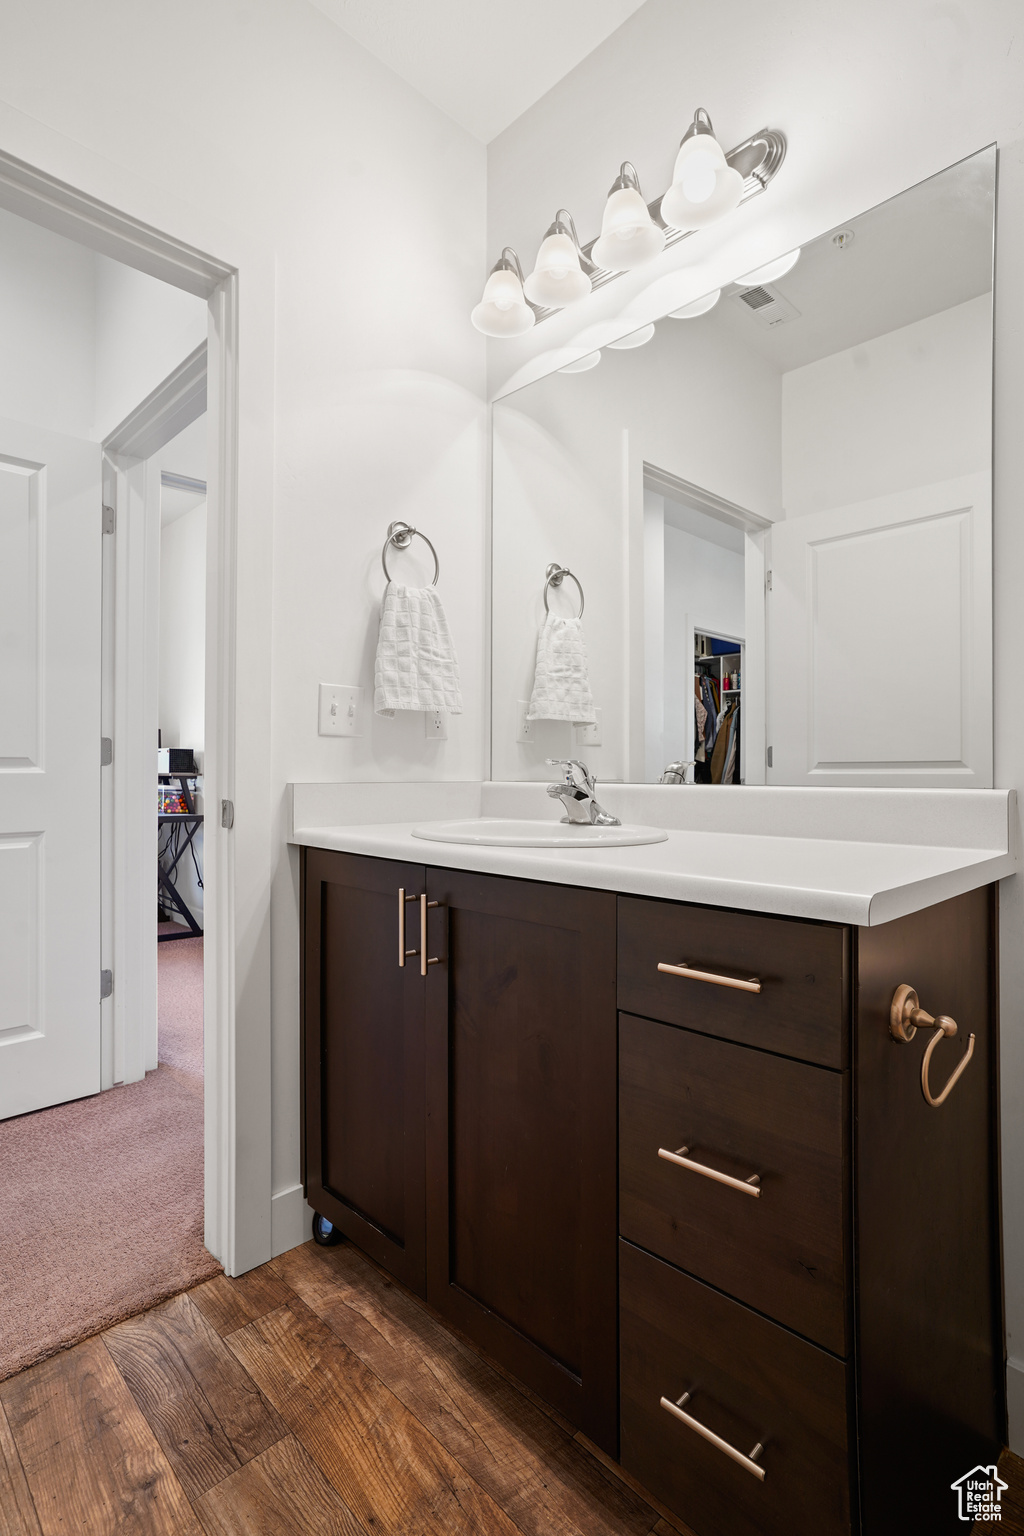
490, 146, 995, 788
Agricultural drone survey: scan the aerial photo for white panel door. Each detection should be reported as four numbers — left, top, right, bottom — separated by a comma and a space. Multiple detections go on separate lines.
0, 419, 102, 1118
767, 473, 991, 787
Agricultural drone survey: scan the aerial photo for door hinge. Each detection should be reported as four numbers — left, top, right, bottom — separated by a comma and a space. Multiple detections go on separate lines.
100, 969, 113, 1000
221, 799, 234, 829
102, 504, 116, 535
767, 745, 773, 769
766, 568, 773, 591
101, 736, 113, 766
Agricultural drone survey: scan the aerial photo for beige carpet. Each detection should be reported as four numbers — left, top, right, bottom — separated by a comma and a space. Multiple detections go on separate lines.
0, 937, 220, 1382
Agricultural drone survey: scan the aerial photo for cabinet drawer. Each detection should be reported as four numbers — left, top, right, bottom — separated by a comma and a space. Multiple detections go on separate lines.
618, 897, 848, 1068
620, 1240, 852, 1536
620, 1014, 847, 1354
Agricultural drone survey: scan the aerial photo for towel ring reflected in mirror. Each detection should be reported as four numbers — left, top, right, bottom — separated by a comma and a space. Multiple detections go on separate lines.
382, 520, 440, 586
544, 562, 585, 618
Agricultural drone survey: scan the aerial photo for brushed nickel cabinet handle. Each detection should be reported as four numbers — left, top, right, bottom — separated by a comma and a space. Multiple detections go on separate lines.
660, 1392, 766, 1481
889, 983, 976, 1107
657, 961, 762, 994
420, 893, 440, 977
398, 888, 420, 968
658, 1145, 761, 1197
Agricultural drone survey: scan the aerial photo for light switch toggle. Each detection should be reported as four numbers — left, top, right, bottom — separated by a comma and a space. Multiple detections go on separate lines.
319, 683, 363, 737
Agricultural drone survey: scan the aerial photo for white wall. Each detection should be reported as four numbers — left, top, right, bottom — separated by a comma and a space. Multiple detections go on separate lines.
486, 0, 1024, 1449
0, 204, 208, 441
94, 257, 208, 439
782, 294, 992, 516
0, 205, 95, 438
159, 499, 206, 925
159, 504, 207, 752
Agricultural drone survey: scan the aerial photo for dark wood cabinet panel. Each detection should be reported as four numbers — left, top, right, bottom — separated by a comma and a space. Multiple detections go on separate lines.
302, 848, 427, 1295
854, 887, 1003, 1535
424, 869, 619, 1454
618, 897, 849, 1068
619, 1013, 848, 1354
619, 1240, 852, 1536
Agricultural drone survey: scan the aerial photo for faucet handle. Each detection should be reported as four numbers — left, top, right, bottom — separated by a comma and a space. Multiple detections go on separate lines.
546, 758, 595, 791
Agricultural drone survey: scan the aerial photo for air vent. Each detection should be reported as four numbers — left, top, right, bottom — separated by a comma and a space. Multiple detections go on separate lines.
731, 282, 801, 329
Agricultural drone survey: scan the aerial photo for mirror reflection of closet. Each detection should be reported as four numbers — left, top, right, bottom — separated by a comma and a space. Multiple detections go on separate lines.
644, 482, 748, 784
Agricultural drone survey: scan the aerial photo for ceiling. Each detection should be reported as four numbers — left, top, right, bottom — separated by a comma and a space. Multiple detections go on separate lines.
307, 0, 649, 143
707, 148, 995, 373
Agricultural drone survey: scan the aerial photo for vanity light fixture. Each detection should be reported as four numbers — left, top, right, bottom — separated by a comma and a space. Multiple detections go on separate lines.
558, 350, 602, 373
669, 288, 721, 318
736, 248, 801, 285
471, 248, 536, 337
660, 109, 744, 231
607, 323, 656, 349
523, 210, 593, 309
474, 111, 786, 335
592, 163, 666, 272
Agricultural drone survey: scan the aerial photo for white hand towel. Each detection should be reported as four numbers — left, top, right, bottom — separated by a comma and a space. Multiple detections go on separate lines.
527, 613, 596, 723
374, 583, 463, 717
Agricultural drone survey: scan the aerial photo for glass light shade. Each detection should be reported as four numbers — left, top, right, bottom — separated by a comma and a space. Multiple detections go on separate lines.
736, 248, 801, 286
523, 231, 592, 308
470, 267, 535, 337
660, 132, 743, 231
607, 323, 655, 349
558, 350, 601, 373
668, 288, 721, 318
591, 187, 665, 272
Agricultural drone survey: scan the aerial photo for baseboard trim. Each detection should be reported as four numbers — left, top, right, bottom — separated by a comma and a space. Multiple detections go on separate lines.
1008, 1357, 1024, 1455
271, 1182, 312, 1258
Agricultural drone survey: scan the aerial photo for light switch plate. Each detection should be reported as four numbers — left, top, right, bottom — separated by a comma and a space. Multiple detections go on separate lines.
319, 683, 363, 737
425, 710, 448, 741
573, 710, 602, 747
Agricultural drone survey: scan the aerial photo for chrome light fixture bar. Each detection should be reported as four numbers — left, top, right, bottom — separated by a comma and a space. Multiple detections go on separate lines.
475, 119, 787, 331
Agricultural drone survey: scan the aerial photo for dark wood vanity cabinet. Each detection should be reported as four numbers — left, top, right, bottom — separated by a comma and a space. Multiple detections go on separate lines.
302, 849, 428, 1292
302, 851, 619, 1451
303, 850, 1003, 1536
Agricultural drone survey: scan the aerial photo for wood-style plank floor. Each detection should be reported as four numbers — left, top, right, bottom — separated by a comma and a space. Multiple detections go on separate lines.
0, 1239, 696, 1536
2, 1234, 1021, 1535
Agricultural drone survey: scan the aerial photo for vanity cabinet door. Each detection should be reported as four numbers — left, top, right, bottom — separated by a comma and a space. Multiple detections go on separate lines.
423, 867, 619, 1455
302, 848, 427, 1295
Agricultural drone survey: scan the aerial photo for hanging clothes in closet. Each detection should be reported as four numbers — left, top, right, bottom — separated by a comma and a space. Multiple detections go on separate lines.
709, 697, 741, 784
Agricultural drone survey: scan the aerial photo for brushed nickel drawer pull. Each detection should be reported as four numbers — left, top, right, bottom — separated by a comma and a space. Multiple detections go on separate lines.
398, 888, 420, 968
420, 893, 440, 977
660, 1392, 766, 1481
657, 961, 762, 994
658, 1145, 762, 1197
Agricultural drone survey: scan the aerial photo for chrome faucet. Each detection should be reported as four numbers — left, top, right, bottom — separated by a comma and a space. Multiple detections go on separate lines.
546, 759, 621, 826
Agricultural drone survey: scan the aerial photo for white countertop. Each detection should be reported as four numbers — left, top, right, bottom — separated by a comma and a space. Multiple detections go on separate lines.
290, 782, 1019, 926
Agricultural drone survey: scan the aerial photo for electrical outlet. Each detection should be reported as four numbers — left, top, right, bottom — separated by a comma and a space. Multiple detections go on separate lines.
425, 710, 448, 741
573, 710, 602, 748
516, 701, 535, 744
318, 683, 363, 737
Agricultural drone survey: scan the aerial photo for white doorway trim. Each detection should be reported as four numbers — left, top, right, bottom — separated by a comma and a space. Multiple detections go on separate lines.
101, 343, 208, 1090
0, 144, 265, 1277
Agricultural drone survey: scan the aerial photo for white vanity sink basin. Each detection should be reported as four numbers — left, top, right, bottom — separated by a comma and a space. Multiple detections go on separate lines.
411, 817, 668, 848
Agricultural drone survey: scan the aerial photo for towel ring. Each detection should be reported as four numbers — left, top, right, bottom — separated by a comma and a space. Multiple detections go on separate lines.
544, 562, 585, 618
382, 521, 439, 586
